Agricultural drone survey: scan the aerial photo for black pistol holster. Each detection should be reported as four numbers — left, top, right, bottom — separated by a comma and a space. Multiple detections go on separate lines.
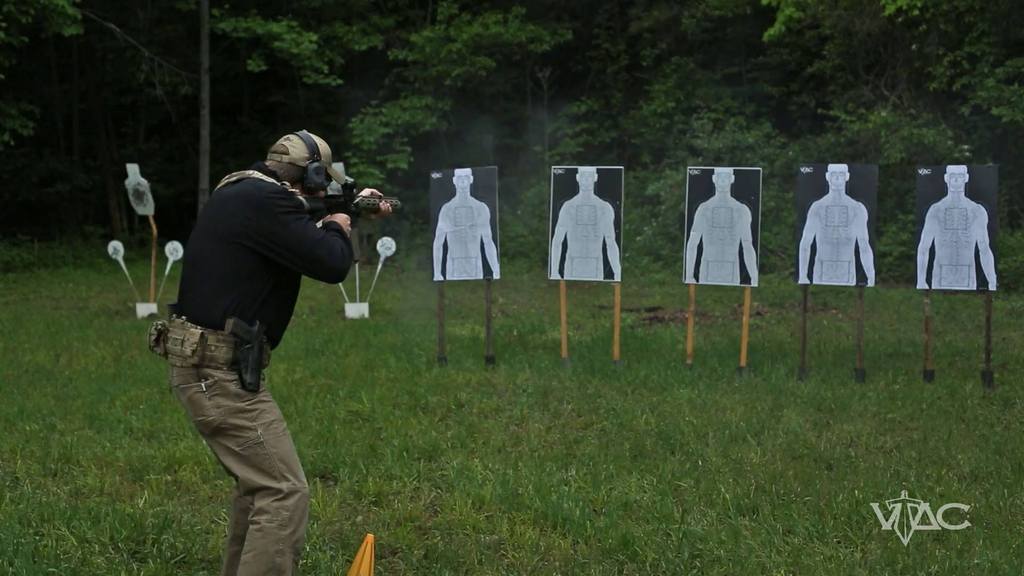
225, 317, 266, 393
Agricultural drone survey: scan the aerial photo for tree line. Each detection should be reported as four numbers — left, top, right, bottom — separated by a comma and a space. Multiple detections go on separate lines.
2, 0, 1023, 286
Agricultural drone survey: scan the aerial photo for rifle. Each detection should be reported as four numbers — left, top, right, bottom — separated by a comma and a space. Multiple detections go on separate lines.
301, 175, 401, 222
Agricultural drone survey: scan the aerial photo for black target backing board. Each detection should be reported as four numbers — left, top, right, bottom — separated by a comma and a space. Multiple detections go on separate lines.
548, 166, 624, 282
794, 163, 878, 287
683, 166, 762, 287
915, 164, 998, 291
429, 166, 500, 281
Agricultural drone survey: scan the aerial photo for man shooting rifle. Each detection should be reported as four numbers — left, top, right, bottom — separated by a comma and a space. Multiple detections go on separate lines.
149, 130, 392, 575
300, 167, 401, 223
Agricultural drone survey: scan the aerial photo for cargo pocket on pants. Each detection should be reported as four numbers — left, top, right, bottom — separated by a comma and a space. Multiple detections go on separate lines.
235, 426, 282, 478
171, 375, 222, 436
235, 411, 306, 491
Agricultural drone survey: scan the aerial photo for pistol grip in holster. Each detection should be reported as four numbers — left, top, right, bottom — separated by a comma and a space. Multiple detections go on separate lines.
225, 317, 266, 393
234, 342, 263, 393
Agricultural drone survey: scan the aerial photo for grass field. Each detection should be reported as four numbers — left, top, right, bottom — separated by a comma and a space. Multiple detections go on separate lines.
1, 253, 1023, 575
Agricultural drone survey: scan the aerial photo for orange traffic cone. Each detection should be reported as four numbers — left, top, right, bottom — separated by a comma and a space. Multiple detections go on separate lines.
345, 533, 374, 576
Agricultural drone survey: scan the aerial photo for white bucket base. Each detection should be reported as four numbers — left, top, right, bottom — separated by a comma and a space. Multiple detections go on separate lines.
136, 302, 159, 319
344, 303, 370, 319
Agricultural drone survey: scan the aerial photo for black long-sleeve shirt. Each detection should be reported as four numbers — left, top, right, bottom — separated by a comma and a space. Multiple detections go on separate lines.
175, 163, 353, 348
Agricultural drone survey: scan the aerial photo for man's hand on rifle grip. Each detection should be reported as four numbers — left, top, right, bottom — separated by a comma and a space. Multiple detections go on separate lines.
323, 213, 352, 236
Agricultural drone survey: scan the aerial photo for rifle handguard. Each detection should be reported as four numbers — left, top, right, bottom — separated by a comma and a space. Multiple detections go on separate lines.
302, 195, 401, 220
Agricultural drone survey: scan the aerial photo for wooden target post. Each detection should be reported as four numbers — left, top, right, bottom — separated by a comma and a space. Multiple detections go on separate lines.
982, 292, 994, 389
484, 278, 496, 366
612, 283, 622, 365
798, 285, 809, 381
922, 291, 934, 382
436, 280, 496, 367
559, 280, 569, 366
436, 283, 447, 366
738, 286, 752, 375
685, 284, 696, 366
685, 284, 753, 373
147, 215, 158, 303
798, 284, 868, 382
922, 290, 995, 388
854, 286, 866, 383
557, 280, 620, 366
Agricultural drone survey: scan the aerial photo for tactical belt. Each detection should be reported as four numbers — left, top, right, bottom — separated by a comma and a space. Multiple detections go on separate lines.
149, 317, 270, 370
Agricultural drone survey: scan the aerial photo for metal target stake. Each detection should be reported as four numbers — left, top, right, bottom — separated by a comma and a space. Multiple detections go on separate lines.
107, 240, 141, 301
340, 236, 397, 319
156, 240, 184, 302
365, 236, 396, 304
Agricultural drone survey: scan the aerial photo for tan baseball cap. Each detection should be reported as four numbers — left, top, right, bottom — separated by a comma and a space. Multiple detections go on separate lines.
266, 130, 345, 184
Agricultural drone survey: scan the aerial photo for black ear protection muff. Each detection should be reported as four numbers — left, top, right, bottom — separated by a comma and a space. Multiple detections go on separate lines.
294, 130, 329, 192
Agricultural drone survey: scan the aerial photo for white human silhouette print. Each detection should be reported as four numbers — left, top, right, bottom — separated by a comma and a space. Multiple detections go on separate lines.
685, 168, 758, 286
433, 168, 500, 281
799, 164, 875, 286
549, 166, 621, 281
917, 165, 996, 290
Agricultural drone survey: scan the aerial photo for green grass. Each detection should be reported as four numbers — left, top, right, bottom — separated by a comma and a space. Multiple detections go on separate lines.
1, 254, 1023, 574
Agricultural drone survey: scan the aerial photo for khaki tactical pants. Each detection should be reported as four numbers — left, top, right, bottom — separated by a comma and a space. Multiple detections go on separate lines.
163, 322, 308, 576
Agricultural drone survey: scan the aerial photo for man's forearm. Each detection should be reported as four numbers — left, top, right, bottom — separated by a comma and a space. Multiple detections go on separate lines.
303, 224, 353, 284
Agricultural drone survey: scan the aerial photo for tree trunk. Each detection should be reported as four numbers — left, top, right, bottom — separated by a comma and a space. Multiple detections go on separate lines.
95, 107, 122, 238
87, 47, 122, 238
71, 37, 80, 167
105, 107, 129, 234
537, 68, 551, 167
197, 0, 211, 215
47, 37, 66, 157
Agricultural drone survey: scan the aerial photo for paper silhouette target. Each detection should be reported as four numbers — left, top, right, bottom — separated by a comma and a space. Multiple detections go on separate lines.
430, 166, 500, 281
549, 166, 623, 282
124, 163, 154, 216
796, 164, 877, 287
684, 167, 761, 287
916, 165, 998, 291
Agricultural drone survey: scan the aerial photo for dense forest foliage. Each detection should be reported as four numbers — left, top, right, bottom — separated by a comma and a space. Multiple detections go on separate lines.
2, 0, 1023, 286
